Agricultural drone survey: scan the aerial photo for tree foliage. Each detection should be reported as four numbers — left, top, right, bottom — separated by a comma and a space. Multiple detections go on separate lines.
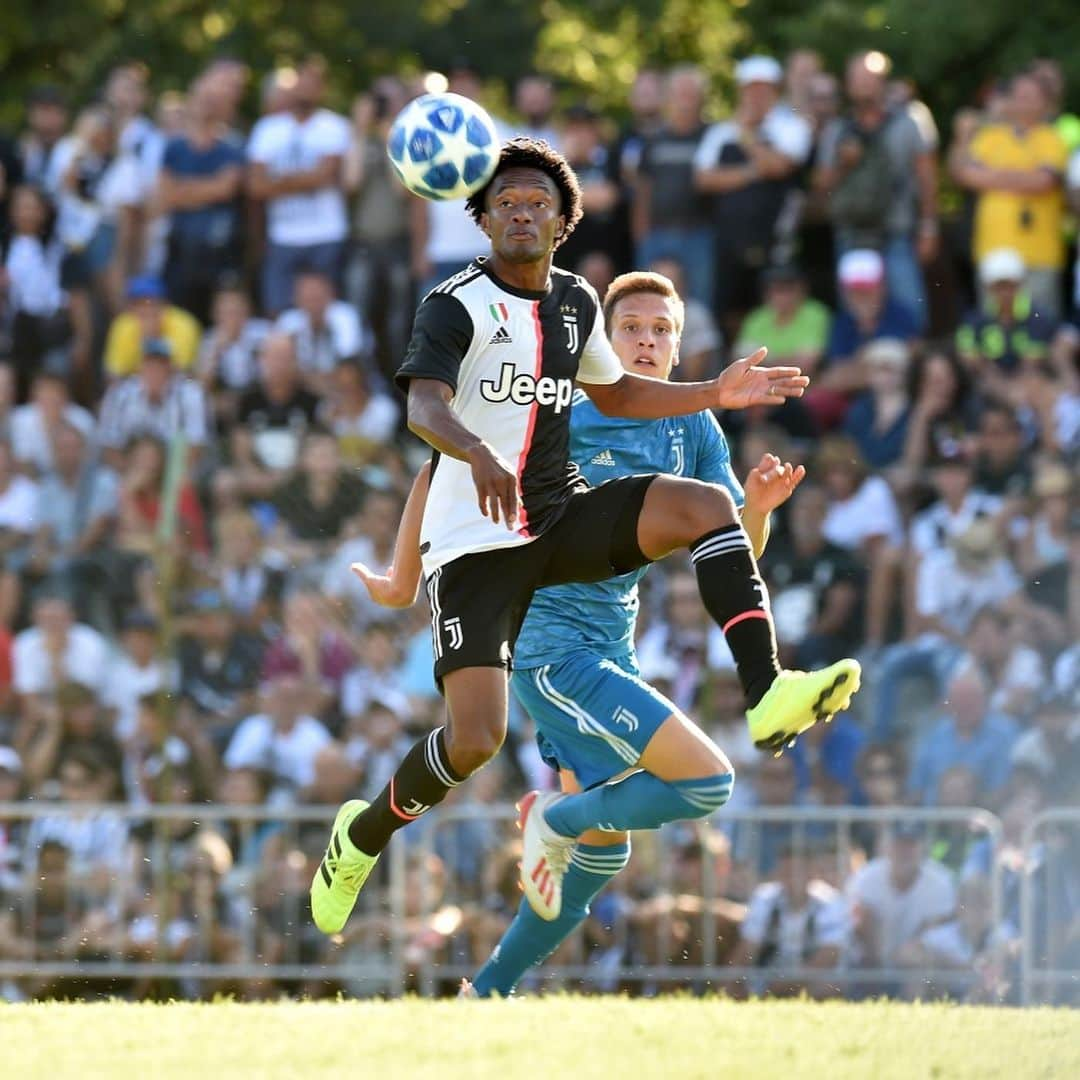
0, 0, 1075, 127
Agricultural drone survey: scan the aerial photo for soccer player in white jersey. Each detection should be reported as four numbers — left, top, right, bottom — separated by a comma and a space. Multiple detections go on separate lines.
311, 137, 860, 935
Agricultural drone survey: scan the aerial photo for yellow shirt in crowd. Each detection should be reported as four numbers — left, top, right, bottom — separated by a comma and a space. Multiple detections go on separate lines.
969, 123, 1068, 269
103, 306, 202, 377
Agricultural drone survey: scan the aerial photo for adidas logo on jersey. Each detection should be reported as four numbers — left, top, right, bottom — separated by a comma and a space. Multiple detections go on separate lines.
590, 449, 616, 467
489, 326, 512, 345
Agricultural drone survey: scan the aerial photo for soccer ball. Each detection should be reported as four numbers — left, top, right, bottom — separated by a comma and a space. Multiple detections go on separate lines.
386, 92, 500, 201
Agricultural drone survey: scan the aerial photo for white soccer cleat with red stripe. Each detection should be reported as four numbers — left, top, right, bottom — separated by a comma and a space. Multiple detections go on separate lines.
518, 789, 575, 921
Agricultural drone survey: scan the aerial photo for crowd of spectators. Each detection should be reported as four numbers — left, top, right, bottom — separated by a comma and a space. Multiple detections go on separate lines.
0, 47, 1076, 1003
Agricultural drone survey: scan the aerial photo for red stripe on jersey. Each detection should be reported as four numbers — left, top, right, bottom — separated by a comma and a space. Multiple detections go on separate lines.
515, 301, 544, 537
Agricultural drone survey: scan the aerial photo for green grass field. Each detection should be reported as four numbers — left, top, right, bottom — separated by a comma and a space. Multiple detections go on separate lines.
3, 998, 1078, 1079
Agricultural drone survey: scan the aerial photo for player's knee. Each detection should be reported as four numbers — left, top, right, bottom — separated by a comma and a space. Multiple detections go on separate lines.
674, 770, 735, 818
445, 722, 505, 776
677, 482, 739, 542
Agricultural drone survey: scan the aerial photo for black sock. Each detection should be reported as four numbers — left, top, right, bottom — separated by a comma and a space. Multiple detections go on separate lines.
347, 727, 464, 855
689, 524, 780, 708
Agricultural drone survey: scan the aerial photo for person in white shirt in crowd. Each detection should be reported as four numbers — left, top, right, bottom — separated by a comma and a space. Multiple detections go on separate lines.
101, 610, 170, 743
694, 55, 812, 328
964, 606, 1045, 723
847, 822, 957, 987
104, 61, 162, 207
97, 337, 210, 472
1, 185, 73, 400
223, 672, 332, 803
12, 590, 110, 728
814, 435, 903, 650
23, 421, 118, 630
730, 840, 850, 999
0, 440, 41, 626
9, 371, 95, 476
896, 877, 1003, 1002
317, 359, 400, 465
48, 104, 143, 318
340, 621, 405, 723
196, 279, 271, 427
247, 55, 351, 316
274, 269, 370, 395
872, 518, 1023, 741
909, 441, 1001, 558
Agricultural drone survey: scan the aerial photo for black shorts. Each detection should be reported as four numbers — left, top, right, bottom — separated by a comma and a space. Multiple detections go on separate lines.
425, 474, 657, 684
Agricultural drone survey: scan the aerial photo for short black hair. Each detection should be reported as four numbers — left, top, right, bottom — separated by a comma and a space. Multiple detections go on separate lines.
465, 137, 583, 249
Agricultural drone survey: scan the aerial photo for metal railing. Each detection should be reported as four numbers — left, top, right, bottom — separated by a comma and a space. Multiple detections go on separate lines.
1020, 808, 1080, 1006
0, 802, 406, 995
416, 803, 1007, 1000
0, 800, 1039, 1001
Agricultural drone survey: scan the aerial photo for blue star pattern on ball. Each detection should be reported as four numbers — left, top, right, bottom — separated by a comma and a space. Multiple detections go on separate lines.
387, 92, 500, 201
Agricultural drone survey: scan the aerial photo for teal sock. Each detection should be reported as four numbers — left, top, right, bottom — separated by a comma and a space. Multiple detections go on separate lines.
471, 841, 630, 998
543, 771, 734, 838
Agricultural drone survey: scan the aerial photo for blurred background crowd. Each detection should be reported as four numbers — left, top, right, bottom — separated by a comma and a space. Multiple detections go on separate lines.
0, 45, 1076, 1004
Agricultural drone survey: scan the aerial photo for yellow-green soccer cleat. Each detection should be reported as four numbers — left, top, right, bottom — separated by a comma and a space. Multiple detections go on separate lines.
310, 799, 380, 935
746, 659, 862, 755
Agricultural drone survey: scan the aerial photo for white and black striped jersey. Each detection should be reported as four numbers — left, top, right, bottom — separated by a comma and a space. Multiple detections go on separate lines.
396, 257, 624, 574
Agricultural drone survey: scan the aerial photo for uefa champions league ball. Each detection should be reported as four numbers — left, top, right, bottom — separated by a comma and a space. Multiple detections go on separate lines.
386, 92, 500, 201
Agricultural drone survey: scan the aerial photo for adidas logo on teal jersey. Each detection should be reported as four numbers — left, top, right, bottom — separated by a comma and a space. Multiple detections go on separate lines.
489, 326, 512, 345
590, 449, 616, 466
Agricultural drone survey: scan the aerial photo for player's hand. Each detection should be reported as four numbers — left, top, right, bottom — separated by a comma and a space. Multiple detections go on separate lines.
713, 348, 809, 410
744, 453, 806, 513
467, 443, 519, 530
350, 562, 417, 609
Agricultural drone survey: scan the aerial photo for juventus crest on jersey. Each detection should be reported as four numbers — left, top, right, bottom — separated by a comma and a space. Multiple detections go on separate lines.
396, 258, 624, 573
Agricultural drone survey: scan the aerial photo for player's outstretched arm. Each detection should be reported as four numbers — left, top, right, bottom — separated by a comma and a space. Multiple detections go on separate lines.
406, 379, 519, 529
582, 348, 809, 419
741, 453, 807, 559
351, 462, 431, 608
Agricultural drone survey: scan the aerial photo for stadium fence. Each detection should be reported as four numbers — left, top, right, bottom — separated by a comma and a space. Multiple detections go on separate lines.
0, 801, 1030, 1001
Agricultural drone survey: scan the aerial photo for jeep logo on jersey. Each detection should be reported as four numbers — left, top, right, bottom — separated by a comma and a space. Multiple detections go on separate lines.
480, 362, 574, 414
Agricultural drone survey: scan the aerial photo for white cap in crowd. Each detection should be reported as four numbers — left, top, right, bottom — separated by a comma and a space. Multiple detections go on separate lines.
979, 247, 1026, 285
735, 56, 784, 86
838, 249, 885, 289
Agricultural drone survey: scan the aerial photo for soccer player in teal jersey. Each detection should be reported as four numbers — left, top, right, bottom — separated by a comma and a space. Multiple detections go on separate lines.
352, 271, 818, 996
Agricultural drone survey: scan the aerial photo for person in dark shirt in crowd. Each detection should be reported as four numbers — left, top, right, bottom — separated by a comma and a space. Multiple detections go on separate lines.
632, 65, 713, 305
843, 337, 914, 470
973, 400, 1032, 499
20, 86, 69, 187
157, 72, 246, 324
811, 249, 920, 429
270, 428, 367, 563
814, 50, 939, 327
177, 589, 264, 749
218, 333, 321, 504
764, 481, 865, 669
694, 56, 811, 329
554, 105, 629, 276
